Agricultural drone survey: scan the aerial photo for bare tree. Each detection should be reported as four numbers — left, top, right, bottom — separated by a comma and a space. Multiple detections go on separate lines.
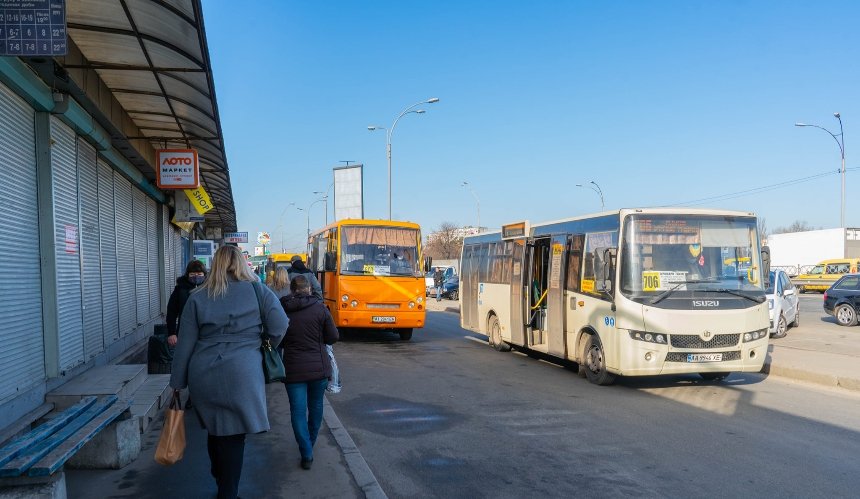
758, 217, 768, 244
772, 220, 819, 234
425, 222, 464, 260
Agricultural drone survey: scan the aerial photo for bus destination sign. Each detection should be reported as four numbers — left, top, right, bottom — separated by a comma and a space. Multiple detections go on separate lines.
502, 221, 529, 240
0, 0, 67, 56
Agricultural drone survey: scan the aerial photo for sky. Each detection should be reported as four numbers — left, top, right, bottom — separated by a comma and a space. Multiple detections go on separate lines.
201, 0, 860, 253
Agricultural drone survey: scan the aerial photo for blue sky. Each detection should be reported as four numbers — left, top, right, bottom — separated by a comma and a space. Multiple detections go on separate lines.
202, 1, 859, 252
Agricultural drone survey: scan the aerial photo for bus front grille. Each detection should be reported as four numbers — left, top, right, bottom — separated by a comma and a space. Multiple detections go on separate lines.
367, 303, 400, 309
670, 334, 740, 349
665, 351, 741, 362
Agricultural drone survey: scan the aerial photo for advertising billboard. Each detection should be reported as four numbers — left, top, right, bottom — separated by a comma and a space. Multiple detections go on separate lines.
333, 164, 364, 221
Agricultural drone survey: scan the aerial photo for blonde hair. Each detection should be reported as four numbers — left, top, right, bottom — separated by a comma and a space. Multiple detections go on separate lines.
269, 267, 290, 292
199, 245, 257, 298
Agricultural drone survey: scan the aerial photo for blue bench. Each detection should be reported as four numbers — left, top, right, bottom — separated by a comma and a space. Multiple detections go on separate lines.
0, 395, 131, 480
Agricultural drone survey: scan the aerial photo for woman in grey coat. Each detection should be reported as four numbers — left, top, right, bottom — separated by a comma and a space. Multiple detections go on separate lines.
170, 245, 289, 499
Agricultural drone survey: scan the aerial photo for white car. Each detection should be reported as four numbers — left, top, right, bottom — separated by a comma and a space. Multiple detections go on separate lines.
767, 269, 800, 338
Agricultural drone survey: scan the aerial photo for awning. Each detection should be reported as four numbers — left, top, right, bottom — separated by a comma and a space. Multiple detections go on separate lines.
62, 0, 235, 230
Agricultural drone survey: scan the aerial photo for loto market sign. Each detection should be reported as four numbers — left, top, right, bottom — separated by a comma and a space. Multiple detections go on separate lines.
156, 149, 199, 189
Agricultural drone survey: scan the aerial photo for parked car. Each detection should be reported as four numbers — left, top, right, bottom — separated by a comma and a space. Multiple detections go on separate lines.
440, 275, 459, 300
823, 274, 860, 326
794, 258, 860, 293
766, 269, 800, 338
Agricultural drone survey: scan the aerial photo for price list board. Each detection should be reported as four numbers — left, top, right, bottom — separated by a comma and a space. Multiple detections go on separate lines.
0, 0, 67, 56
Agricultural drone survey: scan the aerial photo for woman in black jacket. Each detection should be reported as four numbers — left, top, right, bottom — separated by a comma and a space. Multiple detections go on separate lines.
166, 260, 207, 347
279, 274, 339, 470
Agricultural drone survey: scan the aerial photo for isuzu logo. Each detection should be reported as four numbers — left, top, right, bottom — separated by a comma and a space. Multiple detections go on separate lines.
692, 300, 720, 307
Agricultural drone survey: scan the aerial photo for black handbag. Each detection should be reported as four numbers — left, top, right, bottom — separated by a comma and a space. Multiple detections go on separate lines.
252, 281, 286, 383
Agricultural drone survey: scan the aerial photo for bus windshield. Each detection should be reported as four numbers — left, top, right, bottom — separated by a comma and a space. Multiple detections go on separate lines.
340, 226, 420, 276
620, 214, 764, 301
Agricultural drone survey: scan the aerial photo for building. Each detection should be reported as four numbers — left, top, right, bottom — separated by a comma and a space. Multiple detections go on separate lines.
0, 0, 236, 428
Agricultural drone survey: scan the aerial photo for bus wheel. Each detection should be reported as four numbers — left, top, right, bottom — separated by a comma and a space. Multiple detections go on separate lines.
398, 329, 413, 341
489, 315, 510, 352
584, 335, 616, 385
699, 372, 730, 381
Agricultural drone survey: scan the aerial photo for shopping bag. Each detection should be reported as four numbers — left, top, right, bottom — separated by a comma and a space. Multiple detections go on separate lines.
262, 337, 287, 383
326, 345, 342, 394
154, 390, 186, 465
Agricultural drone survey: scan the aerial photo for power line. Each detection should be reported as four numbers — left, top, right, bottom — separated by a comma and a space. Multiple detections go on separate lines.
664, 168, 843, 207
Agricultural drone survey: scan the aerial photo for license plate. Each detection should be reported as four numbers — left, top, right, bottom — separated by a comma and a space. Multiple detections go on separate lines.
372, 316, 396, 323
687, 353, 722, 362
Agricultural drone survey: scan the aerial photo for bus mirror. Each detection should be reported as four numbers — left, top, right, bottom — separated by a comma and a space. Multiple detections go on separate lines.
424, 256, 433, 273
324, 252, 337, 272
593, 247, 617, 293
761, 246, 771, 288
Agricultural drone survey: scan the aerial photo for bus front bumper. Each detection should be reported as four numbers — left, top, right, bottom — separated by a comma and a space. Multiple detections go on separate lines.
617, 335, 768, 376
333, 309, 425, 329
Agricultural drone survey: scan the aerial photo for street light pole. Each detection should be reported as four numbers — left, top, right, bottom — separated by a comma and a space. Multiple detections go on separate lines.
369, 97, 439, 220
796, 113, 846, 227
306, 198, 326, 240
313, 182, 334, 225
576, 180, 605, 210
461, 181, 481, 233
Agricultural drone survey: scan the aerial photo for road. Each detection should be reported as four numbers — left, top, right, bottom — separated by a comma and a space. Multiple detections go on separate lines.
328, 309, 860, 498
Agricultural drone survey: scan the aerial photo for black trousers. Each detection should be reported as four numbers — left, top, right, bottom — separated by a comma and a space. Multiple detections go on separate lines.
207, 433, 246, 499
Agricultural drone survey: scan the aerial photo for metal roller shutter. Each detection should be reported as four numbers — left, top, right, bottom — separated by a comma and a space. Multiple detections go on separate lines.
98, 160, 119, 344
78, 139, 103, 360
0, 82, 45, 402
162, 206, 173, 308
132, 187, 149, 325
51, 117, 85, 371
114, 172, 136, 336
175, 232, 183, 280
146, 198, 159, 320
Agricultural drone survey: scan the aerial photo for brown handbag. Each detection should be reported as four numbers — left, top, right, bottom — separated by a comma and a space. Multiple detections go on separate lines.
154, 390, 186, 465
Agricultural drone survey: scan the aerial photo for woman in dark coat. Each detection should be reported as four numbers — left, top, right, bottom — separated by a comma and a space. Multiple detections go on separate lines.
165, 259, 207, 347
170, 245, 289, 499
279, 274, 339, 470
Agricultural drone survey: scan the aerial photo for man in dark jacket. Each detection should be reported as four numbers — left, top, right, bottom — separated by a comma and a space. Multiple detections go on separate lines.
166, 260, 207, 347
279, 275, 339, 470
433, 267, 445, 302
287, 255, 323, 299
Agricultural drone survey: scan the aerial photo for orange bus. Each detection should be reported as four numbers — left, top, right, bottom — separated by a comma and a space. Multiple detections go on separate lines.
307, 219, 429, 340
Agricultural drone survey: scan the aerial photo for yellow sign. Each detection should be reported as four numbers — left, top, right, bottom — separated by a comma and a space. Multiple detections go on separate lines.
581, 279, 595, 293
363, 264, 375, 274
642, 271, 660, 292
184, 186, 214, 215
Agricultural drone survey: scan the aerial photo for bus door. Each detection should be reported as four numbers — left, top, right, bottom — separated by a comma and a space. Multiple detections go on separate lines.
461, 245, 478, 331
526, 237, 550, 350
508, 238, 527, 346
545, 235, 568, 357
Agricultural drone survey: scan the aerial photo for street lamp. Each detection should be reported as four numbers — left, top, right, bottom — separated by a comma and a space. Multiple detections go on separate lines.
461, 181, 480, 233
313, 182, 334, 225
368, 97, 440, 219
305, 198, 327, 239
576, 180, 605, 210
276, 202, 296, 252
795, 113, 846, 227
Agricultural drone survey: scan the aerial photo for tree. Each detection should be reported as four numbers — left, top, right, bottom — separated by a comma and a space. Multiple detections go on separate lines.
758, 217, 768, 245
772, 220, 819, 234
425, 222, 464, 260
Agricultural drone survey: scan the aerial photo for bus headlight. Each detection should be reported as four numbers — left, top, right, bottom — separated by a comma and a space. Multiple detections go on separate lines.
408, 302, 415, 309
350, 300, 358, 308
341, 294, 349, 302
417, 296, 424, 303
629, 330, 667, 344
743, 329, 768, 342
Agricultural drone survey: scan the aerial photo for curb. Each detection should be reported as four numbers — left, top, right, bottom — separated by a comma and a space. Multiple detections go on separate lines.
323, 397, 387, 499
762, 359, 860, 393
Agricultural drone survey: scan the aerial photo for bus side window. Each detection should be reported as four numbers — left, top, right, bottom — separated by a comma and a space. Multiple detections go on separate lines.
566, 234, 584, 292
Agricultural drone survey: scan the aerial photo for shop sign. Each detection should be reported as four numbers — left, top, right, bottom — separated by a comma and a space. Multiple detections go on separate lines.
157, 149, 199, 189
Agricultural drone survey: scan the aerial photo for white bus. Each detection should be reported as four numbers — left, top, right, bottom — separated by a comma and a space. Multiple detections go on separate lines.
460, 208, 771, 385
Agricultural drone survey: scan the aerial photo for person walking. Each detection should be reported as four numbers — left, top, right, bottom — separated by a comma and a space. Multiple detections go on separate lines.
433, 267, 445, 302
165, 260, 207, 348
268, 266, 291, 299
170, 245, 289, 499
279, 274, 339, 470
287, 255, 323, 299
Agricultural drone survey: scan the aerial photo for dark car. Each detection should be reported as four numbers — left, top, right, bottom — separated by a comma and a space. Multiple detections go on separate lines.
441, 275, 459, 300
823, 274, 860, 326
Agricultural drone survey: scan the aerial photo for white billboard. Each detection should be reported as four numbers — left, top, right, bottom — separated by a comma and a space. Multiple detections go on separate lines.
333, 164, 364, 221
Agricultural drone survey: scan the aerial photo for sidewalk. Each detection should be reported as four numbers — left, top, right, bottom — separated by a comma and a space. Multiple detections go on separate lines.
65, 384, 384, 499
426, 299, 860, 393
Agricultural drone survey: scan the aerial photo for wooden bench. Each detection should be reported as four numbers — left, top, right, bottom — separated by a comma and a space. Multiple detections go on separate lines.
0, 395, 131, 490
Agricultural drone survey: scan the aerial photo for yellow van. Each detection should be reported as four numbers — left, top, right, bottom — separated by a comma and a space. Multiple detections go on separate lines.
266, 253, 308, 280
794, 258, 860, 293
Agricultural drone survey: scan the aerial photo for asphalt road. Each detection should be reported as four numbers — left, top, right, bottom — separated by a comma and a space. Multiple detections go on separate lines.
328, 310, 860, 498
